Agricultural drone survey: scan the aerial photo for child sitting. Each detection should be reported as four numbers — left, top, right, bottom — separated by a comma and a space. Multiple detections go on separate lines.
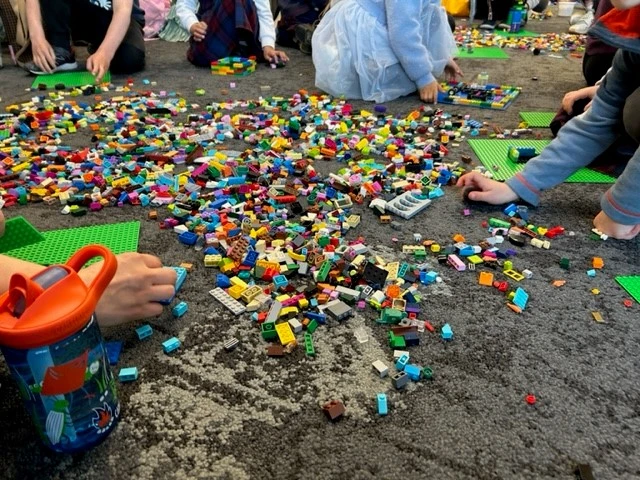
176, 0, 289, 66
457, 2, 640, 240
312, 0, 462, 103
275, 0, 329, 54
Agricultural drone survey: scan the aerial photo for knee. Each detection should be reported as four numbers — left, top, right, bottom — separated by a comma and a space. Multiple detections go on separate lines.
623, 88, 640, 144
111, 45, 146, 74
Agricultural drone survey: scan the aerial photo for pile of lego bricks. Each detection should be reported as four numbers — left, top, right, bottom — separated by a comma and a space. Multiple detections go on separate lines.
454, 27, 587, 53
210, 56, 257, 76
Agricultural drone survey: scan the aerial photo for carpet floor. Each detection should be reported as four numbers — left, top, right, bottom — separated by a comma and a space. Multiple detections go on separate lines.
0, 7, 639, 480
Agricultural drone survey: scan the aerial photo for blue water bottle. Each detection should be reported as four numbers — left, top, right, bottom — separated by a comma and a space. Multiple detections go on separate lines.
0, 245, 120, 453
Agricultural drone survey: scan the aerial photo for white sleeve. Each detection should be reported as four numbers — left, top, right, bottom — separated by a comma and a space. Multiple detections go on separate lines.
176, 0, 200, 33
254, 0, 276, 48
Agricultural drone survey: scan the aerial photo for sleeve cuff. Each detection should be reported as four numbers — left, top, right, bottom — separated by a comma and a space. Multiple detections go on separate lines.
182, 14, 199, 32
601, 189, 640, 225
260, 33, 276, 49
416, 73, 435, 89
506, 173, 541, 206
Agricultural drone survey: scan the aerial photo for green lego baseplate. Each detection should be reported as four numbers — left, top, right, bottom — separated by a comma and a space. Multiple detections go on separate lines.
3, 221, 140, 266
0, 216, 45, 254
519, 111, 556, 128
467, 139, 617, 183
456, 46, 509, 59
616, 276, 640, 304
31, 71, 112, 89
494, 28, 540, 38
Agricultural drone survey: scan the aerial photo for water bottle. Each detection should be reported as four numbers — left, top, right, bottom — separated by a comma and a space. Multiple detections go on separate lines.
0, 245, 119, 453
477, 72, 489, 86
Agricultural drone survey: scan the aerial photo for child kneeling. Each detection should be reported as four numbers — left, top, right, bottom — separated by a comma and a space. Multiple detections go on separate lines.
176, 0, 289, 66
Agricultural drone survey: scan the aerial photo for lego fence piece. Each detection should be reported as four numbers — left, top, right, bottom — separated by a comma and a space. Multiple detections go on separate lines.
467, 139, 617, 183
456, 46, 510, 59
616, 276, 640, 304
519, 111, 556, 128
385, 191, 432, 220
3, 221, 140, 265
0, 216, 45, 254
31, 71, 112, 89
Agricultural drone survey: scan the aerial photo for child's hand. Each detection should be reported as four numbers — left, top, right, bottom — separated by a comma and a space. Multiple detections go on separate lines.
190, 21, 207, 42
31, 37, 56, 74
593, 211, 640, 240
0, 209, 5, 237
80, 252, 177, 327
419, 80, 443, 104
87, 49, 112, 83
263, 46, 289, 64
457, 172, 519, 204
562, 86, 597, 114
444, 59, 464, 82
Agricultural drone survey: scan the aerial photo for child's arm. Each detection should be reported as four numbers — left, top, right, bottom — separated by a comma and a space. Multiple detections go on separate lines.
254, 0, 289, 63
0, 255, 46, 293
385, 1, 436, 92
599, 146, 640, 227
25, 0, 55, 73
176, 0, 201, 33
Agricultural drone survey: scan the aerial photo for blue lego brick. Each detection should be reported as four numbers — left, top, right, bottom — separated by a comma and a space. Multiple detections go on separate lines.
178, 231, 199, 246
273, 275, 288, 290
395, 353, 410, 370
172, 301, 188, 318
118, 367, 139, 382
160, 266, 188, 305
162, 337, 181, 354
503, 203, 518, 216
105, 341, 123, 366
243, 250, 259, 267
216, 274, 231, 288
305, 311, 327, 324
136, 324, 153, 340
377, 393, 388, 416
512, 287, 529, 310
404, 364, 422, 381
441, 323, 453, 341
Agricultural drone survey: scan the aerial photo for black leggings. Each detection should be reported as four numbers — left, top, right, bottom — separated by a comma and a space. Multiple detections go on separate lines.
583, 51, 617, 86
41, 0, 145, 74
475, 0, 549, 20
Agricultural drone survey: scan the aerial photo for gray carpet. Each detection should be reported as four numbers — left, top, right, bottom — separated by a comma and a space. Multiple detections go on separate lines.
1, 9, 640, 480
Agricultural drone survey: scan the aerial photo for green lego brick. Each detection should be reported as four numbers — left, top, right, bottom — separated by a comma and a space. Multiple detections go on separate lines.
494, 28, 540, 38
0, 216, 45, 254
3, 221, 139, 265
616, 276, 640, 304
467, 139, 616, 183
456, 46, 509, 59
31, 71, 111, 89
519, 112, 556, 128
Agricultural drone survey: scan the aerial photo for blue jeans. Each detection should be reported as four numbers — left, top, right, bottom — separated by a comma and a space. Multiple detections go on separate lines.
507, 49, 640, 225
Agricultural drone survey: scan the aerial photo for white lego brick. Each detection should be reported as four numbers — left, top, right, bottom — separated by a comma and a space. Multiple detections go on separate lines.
372, 360, 389, 378
209, 288, 246, 315
288, 318, 303, 333
385, 191, 431, 219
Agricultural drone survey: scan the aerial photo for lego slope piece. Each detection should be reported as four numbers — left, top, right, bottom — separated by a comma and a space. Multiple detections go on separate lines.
616, 276, 640, 304
3, 221, 140, 265
456, 46, 509, 59
519, 112, 556, 128
468, 139, 616, 183
0, 216, 45, 253
31, 71, 111, 89
386, 191, 431, 219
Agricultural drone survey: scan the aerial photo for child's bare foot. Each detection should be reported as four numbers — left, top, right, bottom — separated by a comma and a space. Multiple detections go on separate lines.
593, 211, 640, 240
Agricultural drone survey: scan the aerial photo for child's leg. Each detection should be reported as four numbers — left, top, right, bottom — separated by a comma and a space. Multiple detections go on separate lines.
39, 0, 73, 51
187, 0, 260, 67
623, 87, 640, 144
506, 50, 640, 206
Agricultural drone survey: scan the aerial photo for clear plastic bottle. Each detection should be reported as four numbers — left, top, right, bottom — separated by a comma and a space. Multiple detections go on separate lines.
477, 72, 489, 86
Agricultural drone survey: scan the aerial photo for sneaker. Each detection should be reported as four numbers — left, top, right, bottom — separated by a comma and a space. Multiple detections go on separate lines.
26, 47, 78, 75
568, 10, 594, 34
294, 23, 315, 55
479, 19, 497, 30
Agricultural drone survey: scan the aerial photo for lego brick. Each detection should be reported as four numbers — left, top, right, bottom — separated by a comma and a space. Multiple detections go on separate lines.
135, 324, 153, 340
162, 337, 181, 354
224, 338, 240, 352
3, 221, 140, 266
209, 287, 247, 315
616, 276, 640, 304
0, 216, 45, 254
304, 332, 315, 356
275, 321, 296, 345
455, 46, 509, 59
519, 111, 556, 128
377, 393, 388, 416
172, 301, 188, 318
385, 191, 432, 220
160, 266, 187, 305
494, 28, 540, 38
468, 139, 616, 183
372, 360, 389, 378
105, 341, 123, 366
31, 71, 111, 89
118, 367, 139, 382
438, 82, 520, 110
322, 400, 345, 421
391, 371, 409, 389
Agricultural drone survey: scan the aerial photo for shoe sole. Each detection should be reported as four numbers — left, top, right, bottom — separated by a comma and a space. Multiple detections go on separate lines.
28, 61, 79, 75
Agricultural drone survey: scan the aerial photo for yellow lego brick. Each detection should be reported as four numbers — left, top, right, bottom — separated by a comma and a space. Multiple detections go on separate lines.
240, 285, 262, 304
386, 262, 399, 281
287, 249, 306, 262
503, 269, 524, 282
467, 255, 484, 265
229, 276, 249, 290
347, 215, 360, 228
279, 306, 299, 319
430, 244, 441, 253
275, 322, 296, 345
204, 254, 221, 267
272, 239, 285, 248
298, 298, 309, 309
275, 294, 291, 303
228, 284, 246, 300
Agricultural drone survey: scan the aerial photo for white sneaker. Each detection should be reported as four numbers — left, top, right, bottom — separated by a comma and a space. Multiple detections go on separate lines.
527, 0, 540, 9
568, 10, 594, 34
570, 13, 583, 25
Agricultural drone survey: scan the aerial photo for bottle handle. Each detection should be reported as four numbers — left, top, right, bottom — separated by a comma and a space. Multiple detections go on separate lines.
66, 245, 118, 302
